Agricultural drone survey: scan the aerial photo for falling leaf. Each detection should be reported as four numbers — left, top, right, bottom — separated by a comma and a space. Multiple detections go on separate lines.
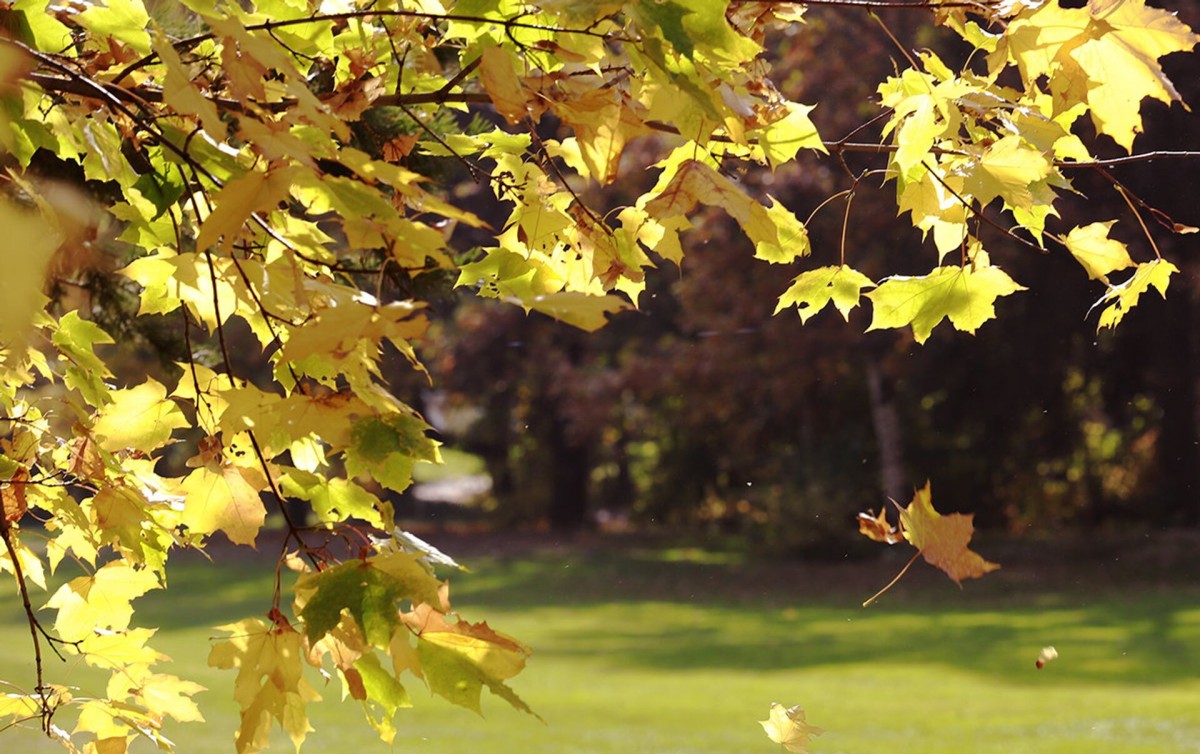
899, 481, 999, 584
857, 506, 903, 544
1036, 646, 1059, 669
759, 702, 823, 754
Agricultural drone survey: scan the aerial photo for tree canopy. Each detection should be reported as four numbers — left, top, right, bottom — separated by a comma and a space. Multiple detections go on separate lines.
0, 0, 1197, 751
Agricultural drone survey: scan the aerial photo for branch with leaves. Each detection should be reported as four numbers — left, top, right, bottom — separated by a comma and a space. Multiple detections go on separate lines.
0, 0, 1196, 751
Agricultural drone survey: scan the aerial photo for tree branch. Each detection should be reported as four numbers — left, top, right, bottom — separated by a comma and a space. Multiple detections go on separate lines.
0, 515, 51, 732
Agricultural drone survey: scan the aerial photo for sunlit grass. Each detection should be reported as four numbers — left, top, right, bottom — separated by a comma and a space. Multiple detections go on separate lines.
3, 539, 1200, 753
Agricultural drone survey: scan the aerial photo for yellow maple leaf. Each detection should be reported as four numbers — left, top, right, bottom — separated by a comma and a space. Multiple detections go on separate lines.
775, 265, 875, 323
643, 159, 809, 263
45, 560, 161, 642
899, 481, 999, 584
759, 702, 823, 754
91, 379, 190, 454
209, 616, 321, 754
1005, 0, 1199, 151
963, 135, 1054, 210
194, 167, 298, 253
479, 46, 529, 125
552, 86, 652, 184
1093, 258, 1178, 330
178, 456, 268, 546
1063, 221, 1135, 281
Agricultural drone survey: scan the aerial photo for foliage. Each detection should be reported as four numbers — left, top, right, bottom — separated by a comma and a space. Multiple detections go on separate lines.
0, 0, 1197, 751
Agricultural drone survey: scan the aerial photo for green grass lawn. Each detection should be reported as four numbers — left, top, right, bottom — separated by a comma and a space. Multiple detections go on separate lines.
3, 535, 1200, 753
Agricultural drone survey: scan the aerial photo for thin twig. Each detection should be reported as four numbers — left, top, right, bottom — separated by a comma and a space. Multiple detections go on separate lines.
920, 160, 1048, 254
0, 516, 50, 732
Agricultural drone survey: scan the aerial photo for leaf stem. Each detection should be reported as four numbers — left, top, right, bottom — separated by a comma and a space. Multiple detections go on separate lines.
863, 549, 922, 607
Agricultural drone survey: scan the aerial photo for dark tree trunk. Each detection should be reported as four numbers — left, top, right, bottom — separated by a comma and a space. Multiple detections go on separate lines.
1156, 256, 1200, 526
866, 354, 907, 503
548, 411, 592, 530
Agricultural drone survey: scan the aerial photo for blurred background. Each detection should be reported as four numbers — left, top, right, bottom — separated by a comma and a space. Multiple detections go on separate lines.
402, 3, 1200, 555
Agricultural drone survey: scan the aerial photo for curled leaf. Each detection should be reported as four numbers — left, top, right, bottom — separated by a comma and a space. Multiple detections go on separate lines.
1, 468, 29, 524
1036, 646, 1059, 669
856, 506, 903, 544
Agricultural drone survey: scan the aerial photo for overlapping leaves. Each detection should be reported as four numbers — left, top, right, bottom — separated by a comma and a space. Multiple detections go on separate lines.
0, 0, 1194, 751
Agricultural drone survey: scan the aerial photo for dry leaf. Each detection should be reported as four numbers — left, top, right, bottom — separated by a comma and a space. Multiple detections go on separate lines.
857, 506, 903, 544
2, 468, 29, 524
899, 481, 999, 584
1036, 646, 1058, 669
759, 702, 823, 753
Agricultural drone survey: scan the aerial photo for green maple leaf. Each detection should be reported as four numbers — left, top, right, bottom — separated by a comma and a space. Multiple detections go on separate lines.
408, 605, 539, 720
344, 413, 440, 493
775, 265, 875, 323
634, 0, 695, 59
91, 379, 189, 453
296, 552, 445, 647
51, 311, 114, 407
280, 468, 386, 528
866, 265, 1025, 343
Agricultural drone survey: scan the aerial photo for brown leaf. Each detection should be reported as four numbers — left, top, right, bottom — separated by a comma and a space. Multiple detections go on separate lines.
857, 507, 903, 544
2, 468, 29, 524
899, 481, 999, 584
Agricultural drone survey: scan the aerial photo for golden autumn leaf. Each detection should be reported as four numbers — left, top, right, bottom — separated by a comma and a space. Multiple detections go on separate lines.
759, 702, 823, 753
856, 506, 903, 544
899, 481, 999, 584
178, 457, 269, 546
478, 46, 530, 125
209, 615, 321, 754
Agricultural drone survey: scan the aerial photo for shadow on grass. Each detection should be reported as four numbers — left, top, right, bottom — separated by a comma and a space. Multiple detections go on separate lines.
442, 543, 1200, 688
5, 535, 1198, 691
